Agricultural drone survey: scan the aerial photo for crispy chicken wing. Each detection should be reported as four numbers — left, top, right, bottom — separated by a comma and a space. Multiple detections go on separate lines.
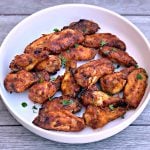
33, 110, 85, 131
123, 68, 148, 108
40, 96, 82, 114
63, 19, 100, 35
61, 71, 80, 97
81, 89, 124, 107
83, 33, 126, 50
100, 66, 135, 94
74, 58, 114, 88
99, 46, 137, 66
28, 81, 58, 104
61, 45, 97, 61
34, 70, 50, 82
4, 70, 38, 93
9, 53, 48, 72
35, 55, 61, 73
83, 105, 126, 129
24, 33, 54, 55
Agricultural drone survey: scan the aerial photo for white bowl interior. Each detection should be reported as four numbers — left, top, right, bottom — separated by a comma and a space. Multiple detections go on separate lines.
0, 4, 150, 143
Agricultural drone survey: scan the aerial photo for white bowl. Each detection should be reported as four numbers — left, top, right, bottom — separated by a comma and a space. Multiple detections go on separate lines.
0, 4, 150, 144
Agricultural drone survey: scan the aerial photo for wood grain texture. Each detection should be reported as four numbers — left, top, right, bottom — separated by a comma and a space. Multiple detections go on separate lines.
0, 126, 150, 150
0, 0, 150, 15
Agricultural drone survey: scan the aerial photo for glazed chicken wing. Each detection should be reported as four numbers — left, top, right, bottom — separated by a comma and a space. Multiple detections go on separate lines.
4, 70, 38, 93
63, 19, 100, 35
61, 45, 97, 61
28, 80, 59, 104
83, 105, 126, 129
61, 71, 80, 97
35, 55, 61, 73
40, 96, 82, 114
124, 68, 148, 108
83, 33, 126, 50
100, 66, 135, 94
74, 58, 114, 88
81, 89, 124, 107
99, 46, 137, 66
33, 110, 85, 131
9, 53, 48, 72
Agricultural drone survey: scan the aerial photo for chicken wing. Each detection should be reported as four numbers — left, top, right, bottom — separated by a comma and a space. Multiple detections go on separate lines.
40, 95, 82, 114
99, 46, 137, 66
63, 19, 100, 35
83, 33, 126, 50
24, 33, 54, 55
33, 110, 85, 131
123, 68, 148, 108
100, 66, 135, 94
28, 81, 58, 104
61, 45, 97, 61
34, 70, 50, 82
81, 89, 124, 107
35, 55, 61, 73
4, 70, 38, 93
61, 71, 80, 97
9, 53, 48, 72
83, 105, 126, 129
74, 58, 114, 88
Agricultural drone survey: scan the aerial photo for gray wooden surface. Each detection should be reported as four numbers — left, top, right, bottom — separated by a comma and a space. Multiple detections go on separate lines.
0, 0, 150, 149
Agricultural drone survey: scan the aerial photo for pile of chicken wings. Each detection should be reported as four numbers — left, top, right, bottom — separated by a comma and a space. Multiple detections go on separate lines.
4, 19, 148, 132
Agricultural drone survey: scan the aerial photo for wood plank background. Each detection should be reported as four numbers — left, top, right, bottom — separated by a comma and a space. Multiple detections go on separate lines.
0, 0, 150, 149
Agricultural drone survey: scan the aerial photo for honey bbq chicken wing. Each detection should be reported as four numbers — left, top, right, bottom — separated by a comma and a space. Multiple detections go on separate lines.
83, 33, 126, 50
40, 95, 82, 114
33, 110, 85, 131
123, 68, 148, 108
100, 66, 135, 94
83, 105, 126, 129
4, 70, 38, 93
61, 45, 97, 61
74, 58, 114, 88
61, 71, 80, 97
99, 46, 137, 66
63, 19, 100, 35
35, 55, 61, 73
9, 53, 48, 72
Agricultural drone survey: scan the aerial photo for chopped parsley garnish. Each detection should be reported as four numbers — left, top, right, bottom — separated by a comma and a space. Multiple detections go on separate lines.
48, 97, 53, 101
32, 105, 38, 113
74, 44, 79, 48
61, 99, 73, 106
100, 40, 107, 47
136, 73, 143, 80
39, 79, 44, 83
109, 104, 115, 111
66, 49, 70, 53
135, 64, 139, 68
112, 48, 117, 52
103, 50, 110, 56
121, 115, 125, 119
50, 77, 56, 82
21, 102, 27, 108
59, 55, 67, 68
53, 28, 60, 32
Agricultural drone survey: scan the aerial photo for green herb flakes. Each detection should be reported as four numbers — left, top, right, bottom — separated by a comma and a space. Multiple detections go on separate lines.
39, 79, 44, 83
50, 77, 56, 82
21, 102, 27, 108
59, 55, 67, 68
53, 28, 59, 32
109, 104, 115, 111
61, 99, 73, 106
103, 50, 110, 56
48, 97, 53, 101
136, 73, 143, 80
100, 40, 107, 47
74, 44, 79, 48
